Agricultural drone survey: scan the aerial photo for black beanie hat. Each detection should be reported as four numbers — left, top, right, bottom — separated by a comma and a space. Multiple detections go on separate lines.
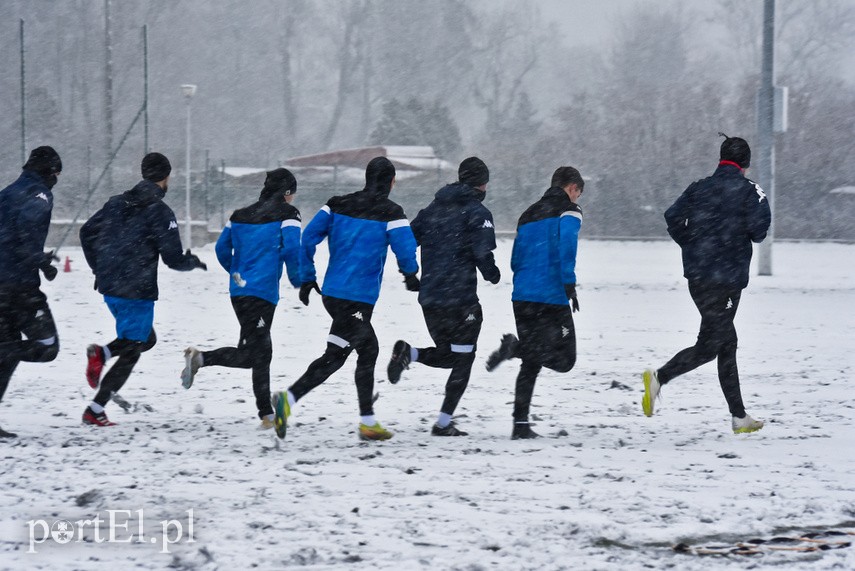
365, 157, 396, 193
459, 156, 489, 186
23, 146, 62, 176
141, 152, 172, 182
260, 168, 297, 200
719, 133, 751, 169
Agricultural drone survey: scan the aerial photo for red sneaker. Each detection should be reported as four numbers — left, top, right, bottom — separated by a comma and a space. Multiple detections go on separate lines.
82, 407, 116, 426
86, 345, 105, 388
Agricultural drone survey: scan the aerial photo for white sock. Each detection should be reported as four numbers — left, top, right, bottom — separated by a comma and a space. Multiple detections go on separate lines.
286, 390, 296, 407
89, 402, 105, 414
361, 415, 376, 426
410, 347, 419, 362
102, 346, 112, 360
436, 412, 452, 428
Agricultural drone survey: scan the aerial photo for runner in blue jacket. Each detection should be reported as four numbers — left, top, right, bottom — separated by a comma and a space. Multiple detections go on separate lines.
272, 157, 419, 441
486, 167, 584, 439
643, 135, 771, 434
80, 153, 207, 426
180, 168, 301, 429
386, 157, 500, 436
0, 146, 63, 438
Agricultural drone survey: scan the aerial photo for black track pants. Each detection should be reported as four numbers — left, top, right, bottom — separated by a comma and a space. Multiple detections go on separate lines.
0, 288, 59, 402
657, 283, 745, 417
288, 296, 378, 416
416, 304, 482, 416
202, 296, 276, 418
94, 329, 157, 407
512, 301, 576, 422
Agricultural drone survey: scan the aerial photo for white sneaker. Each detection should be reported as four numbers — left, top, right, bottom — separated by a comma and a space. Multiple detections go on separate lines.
732, 414, 764, 434
258, 416, 275, 431
641, 369, 660, 417
181, 347, 203, 389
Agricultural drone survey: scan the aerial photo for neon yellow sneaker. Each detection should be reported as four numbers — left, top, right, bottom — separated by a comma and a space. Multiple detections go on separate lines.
358, 422, 393, 441
642, 369, 660, 417
732, 414, 764, 434
272, 391, 291, 440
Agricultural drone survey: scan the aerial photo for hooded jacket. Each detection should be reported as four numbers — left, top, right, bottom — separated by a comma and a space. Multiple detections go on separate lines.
411, 182, 499, 308
511, 187, 582, 306
80, 179, 199, 300
215, 187, 302, 305
665, 163, 771, 289
0, 170, 54, 290
300, 184, 418, 305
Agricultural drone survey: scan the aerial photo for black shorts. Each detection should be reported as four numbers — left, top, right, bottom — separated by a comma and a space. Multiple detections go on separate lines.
513, 300, 576, 372
422, 304, 483, 351
0, 288, 58, 344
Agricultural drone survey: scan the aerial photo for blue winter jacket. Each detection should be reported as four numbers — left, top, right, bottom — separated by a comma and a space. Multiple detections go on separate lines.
301, 187, 418, 305
215, 196, 301, 304
511, 187, 582, 306
411, 182, 499, 308
665, 163, 771, 290
0, 170, 54, 290
80, 180, 199, 300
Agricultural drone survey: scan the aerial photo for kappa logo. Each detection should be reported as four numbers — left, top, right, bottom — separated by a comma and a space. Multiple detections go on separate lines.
168, 220, 178, 230
351, 311, 364, 321
561, 326, 570, 338
725, 298, 733, 310
36, 192, 49, 203
482, 219, 494, 229
465, 313, 476, 322
257, 317, 266, 328
752, 183, 767, 203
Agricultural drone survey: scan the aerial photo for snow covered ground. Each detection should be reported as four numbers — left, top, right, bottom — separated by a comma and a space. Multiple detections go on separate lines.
1, 238, 853, 570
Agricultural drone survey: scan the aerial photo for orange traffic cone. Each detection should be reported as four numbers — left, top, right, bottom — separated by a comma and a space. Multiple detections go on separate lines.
64, 256, 71, 272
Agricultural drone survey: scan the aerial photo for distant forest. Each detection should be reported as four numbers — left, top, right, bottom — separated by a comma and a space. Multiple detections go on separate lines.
1, 0, 854, 238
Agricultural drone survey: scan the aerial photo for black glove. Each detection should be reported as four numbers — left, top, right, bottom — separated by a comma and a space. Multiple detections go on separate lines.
402, 272, 420, 292
565, 283, 580, 313
185, 249, 207, 271
299, 281, 321, 306
39, 250, 59, 281
484, 266, 501, 285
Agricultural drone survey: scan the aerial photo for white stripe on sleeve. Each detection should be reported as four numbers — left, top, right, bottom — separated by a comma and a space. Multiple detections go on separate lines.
561, 211, 583, 221
281, 219, 301, 229
386, 219, 410, 231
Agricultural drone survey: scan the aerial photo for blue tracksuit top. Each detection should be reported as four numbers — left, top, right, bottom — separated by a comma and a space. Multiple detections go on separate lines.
215, 196, 302, 305
511, 187, 582, 306
0, 170, 54, 290
300, 187, 418, 305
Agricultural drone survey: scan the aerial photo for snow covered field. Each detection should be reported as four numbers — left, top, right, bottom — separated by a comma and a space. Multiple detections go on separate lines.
1, 238, 853, 570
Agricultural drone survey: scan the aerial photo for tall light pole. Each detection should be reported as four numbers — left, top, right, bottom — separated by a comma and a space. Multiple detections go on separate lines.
756, 0, 775, 275
181, 84, 197, 249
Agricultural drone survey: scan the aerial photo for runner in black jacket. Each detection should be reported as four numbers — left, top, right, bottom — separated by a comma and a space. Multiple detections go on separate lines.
642, 135, 771, 434
0, 147, 63, 438
386, 157, 500, 436
79, 153, 206, 426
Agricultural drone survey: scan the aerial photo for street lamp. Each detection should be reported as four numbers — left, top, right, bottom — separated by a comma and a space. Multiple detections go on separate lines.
181, 83, 197, 249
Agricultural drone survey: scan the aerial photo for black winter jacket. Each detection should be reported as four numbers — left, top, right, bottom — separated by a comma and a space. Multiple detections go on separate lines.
0, 170, 54, 290
665, 163, 771, 290
411, 182, 499, 308
80, 180, 199, 300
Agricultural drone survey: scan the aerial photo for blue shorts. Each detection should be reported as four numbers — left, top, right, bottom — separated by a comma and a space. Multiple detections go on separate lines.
104, 296, 155, 342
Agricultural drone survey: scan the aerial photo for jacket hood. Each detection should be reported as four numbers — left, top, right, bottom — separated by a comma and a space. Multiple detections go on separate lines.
434, 182, 485, 204
122, 179, 165, 207
543, 186, 572, 203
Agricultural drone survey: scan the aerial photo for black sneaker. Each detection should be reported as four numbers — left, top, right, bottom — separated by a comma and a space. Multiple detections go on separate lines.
387, 340, 411, 384
431, 422, 468, 436
485, 334, 518, 372
511, 422, 540, 440
0, 425, 18, 439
